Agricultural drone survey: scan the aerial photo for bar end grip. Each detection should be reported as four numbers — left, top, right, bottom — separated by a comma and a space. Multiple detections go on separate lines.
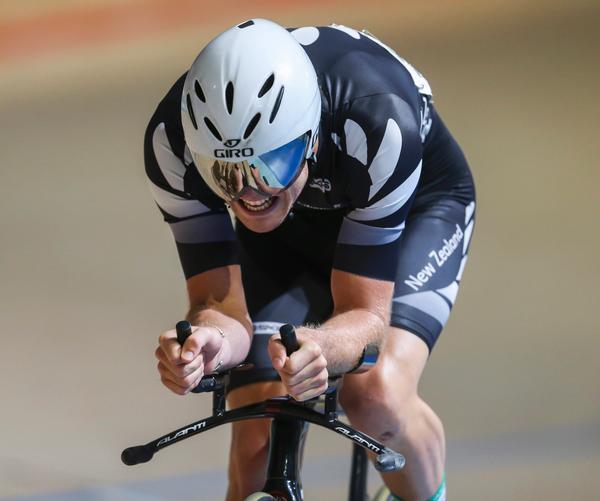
279, 324, 300, 356
375, 450, 405, 472
121, 445, 155, 466
175, 320, 193, 346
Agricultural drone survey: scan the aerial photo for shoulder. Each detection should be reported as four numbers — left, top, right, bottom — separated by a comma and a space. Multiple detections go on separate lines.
144, 72, 187, 163
144, 73, 189, 203
292, 24, 427, 185
289, 24, 431, 109
144, 72, 224, 216
337, 93, 424, 209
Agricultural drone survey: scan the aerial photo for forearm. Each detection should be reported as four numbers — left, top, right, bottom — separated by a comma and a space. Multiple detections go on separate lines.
299, 308, 388, 375
186, 306, 252, 370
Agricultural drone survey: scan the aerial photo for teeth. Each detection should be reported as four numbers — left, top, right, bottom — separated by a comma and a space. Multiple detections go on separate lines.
241, 198, 274, 212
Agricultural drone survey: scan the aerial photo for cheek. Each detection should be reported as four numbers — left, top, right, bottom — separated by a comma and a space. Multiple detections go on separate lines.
279, 190, 295, 211
266, 196, 294, 227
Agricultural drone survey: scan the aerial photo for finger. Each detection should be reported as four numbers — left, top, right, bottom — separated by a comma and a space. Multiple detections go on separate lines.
292, 375, 329, 402
288, 368, 329, 398
295, 384, 328, 402
159, 361, 204, 392
286, 356, 327, 387
161, 375, 203, 396
158, 329, 187, 366
180, 327, 205, 363
268, 335, 287, 370
160, 374, 188, 395
156, 345, 204, 378
283, 342, 322, 376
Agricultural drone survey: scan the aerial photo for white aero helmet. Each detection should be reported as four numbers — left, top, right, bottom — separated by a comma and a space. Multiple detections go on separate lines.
181, 18, 321, 201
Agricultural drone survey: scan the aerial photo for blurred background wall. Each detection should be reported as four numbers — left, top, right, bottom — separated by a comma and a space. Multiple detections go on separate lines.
1, 0, 599, 499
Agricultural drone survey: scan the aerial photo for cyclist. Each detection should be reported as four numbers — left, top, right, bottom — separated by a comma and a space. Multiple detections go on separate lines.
146, 19, 474, 501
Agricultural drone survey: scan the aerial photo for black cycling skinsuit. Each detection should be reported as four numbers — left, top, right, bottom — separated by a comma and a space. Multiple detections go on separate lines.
144, 24, 476, 389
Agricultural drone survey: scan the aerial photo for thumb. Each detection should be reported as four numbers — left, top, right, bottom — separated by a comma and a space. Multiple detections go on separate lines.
181, 331, 203, 362
268, 335, 287, 370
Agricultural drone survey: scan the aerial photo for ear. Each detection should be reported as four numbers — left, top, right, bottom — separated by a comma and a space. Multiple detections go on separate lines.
308, 137, 320, 170
312, 137, 320, 155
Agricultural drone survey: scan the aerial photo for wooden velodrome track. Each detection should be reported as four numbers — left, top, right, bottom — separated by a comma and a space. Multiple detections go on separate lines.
1, 0, 599, 499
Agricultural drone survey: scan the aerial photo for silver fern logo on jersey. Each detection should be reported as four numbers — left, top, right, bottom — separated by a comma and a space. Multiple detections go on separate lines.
309, 178, 332, 193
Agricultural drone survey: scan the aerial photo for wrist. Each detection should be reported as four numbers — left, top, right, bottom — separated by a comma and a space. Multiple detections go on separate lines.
197, 322, 229, 372
295, 325, 322, 347
199, 322, 225, 340
298, 323, 371, 375
296, 325, 331, 361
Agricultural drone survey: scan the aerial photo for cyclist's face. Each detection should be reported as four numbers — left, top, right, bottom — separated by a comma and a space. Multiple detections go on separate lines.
230, 162, 309, 233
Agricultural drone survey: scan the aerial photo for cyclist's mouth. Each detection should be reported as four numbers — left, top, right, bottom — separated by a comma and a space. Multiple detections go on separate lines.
237, 196, 278, 214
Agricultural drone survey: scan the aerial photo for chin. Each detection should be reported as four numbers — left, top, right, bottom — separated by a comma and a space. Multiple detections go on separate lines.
232, 195, 292, 233
231, 164, 308, 233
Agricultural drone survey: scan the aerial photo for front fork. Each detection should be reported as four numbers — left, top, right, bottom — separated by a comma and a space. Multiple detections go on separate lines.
261, 416, 309, 501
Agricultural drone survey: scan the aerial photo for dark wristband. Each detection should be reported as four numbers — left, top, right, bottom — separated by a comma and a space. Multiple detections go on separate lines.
348, 344, 380, 373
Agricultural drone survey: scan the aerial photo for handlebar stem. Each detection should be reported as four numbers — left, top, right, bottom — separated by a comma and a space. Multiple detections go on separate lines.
213, 384, 226, 416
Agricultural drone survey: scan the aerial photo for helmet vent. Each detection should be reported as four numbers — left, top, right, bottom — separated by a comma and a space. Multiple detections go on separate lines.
186, 94, 198, 129
258, 74, 275, 98
203, 117, 223, 141
269, 86, 285, 124
194, 80, 206, 103
243, 113, 261, 140
237, 20, 254, 29
225, 82, 234, 115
